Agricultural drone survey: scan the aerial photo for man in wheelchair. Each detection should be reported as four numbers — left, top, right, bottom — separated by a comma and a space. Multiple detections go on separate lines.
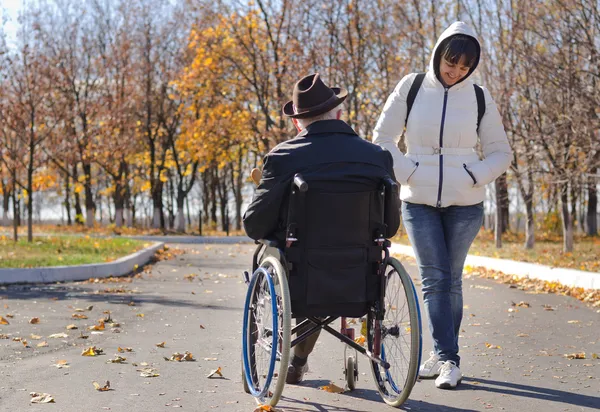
243, 73, 401, 385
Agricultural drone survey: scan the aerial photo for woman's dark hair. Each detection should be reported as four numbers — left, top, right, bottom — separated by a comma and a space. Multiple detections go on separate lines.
439, 35, 479, 68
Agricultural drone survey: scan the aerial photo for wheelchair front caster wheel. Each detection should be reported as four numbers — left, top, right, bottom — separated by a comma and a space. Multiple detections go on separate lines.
345, 356, 358, 390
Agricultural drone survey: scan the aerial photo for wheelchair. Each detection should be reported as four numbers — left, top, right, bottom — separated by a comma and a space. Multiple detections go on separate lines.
242, 173, 422, 408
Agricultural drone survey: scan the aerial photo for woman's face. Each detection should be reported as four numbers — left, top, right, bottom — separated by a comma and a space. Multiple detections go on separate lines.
439, 56, 470, 87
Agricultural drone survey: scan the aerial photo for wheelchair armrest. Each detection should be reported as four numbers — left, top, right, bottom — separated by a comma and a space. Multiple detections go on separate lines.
256, 238, 280, 248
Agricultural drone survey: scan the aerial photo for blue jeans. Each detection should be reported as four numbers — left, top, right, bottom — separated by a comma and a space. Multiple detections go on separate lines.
401, 201, 484, 367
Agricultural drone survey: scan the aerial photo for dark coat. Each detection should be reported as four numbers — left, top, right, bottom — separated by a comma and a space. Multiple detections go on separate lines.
243, 119, 400, 242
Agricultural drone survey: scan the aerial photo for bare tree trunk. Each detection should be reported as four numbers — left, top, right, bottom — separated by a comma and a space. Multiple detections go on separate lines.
82, 162, 95, 228
11, 172, 18, 242
587, 168, 598, 236
560, 184, 574, 252
64, 172, 72, 225
27, 156, 34, 242
524, 192, 535, 249
1, 179, 10, 227
176, 192, 185, 233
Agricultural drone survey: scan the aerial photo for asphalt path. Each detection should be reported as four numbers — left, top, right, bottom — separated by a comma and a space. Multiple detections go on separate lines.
0, 243, 598, 412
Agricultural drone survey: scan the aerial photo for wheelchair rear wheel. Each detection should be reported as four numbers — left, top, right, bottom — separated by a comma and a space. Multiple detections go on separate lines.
242, 256, 291, 406
368, 257, 422, 407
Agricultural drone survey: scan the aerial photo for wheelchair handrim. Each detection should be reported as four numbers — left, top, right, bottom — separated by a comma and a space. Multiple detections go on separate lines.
242, 267, 279, 399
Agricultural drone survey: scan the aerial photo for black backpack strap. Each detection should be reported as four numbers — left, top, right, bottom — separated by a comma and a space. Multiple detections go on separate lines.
474, 84, 485, 131
405, 72, 426, 127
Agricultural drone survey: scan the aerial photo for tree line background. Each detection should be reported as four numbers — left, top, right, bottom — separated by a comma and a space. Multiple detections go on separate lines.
0, 0, 598, 252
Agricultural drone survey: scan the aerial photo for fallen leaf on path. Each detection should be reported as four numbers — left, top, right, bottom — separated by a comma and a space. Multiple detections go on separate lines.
165, 352, 195, 362
206, 367, 223, 378
54, 360, 69, 369
0, 316, 9, 325
29, 317, 40, 324
30, 392, 55, 403
156, 342, 166, 348
92, 381, 111, 391
86, 306, 94, 311
5, 314, 13, 318
78, 332, 89, 339
48, 333, 68, 339
254, 406, 283, 412
30, 334, 42, 340
512, 301, 530, 308
128, 302, 136, 306
204, 358, 217, 361
72, 314, 88, 319
485, 343, 502, 349
37, 341, 49, 347
22, 339, 30, 348
318, 382, 345, 393
567, 320, 580, 324
117, 347, 133, 353
542, 304, 555, 311
74, 308, 86, 312
564, 352, 586, 360
136, 313, 145, 318
592, 353, 598, 359
82, 346, 104, 356
138, 368, 160, 377
66, 324, 78, 330
0, 334, 9, 339
89, 321, 105, 331
517, 333, 530, 337
184, 274, 197, 281
199, 325, 205, 329
354, 335, 365, 346
108, 356, 127, 364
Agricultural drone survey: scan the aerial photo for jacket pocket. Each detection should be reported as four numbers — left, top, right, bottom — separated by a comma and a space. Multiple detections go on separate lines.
406, 162, 419, 184
305, 247, 368, 306
463, 163, 477, 186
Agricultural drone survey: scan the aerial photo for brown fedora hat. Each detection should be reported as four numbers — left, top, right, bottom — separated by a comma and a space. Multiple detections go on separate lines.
282, 73, 348, 119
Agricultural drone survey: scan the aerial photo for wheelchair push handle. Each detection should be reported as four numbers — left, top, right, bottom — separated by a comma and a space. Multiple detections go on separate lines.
293, 174, 308, 192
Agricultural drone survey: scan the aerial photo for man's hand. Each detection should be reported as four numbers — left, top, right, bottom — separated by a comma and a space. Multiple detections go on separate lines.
250, 168, 262, 186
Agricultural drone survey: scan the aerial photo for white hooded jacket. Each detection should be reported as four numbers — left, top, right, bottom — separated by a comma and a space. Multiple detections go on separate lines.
373, 22, 512, 207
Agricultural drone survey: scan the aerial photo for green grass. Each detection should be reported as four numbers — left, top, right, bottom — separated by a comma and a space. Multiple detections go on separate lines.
0, 236, 147, 268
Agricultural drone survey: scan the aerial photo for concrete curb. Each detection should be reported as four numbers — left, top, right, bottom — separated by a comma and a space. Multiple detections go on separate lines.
129, 235, 254, 244
0, 242, 164, 285
390, 243, 599, 290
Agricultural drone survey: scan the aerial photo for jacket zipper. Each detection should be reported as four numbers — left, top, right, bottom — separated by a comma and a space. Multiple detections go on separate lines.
463, 163, 477, 185
436, 88, 449, 208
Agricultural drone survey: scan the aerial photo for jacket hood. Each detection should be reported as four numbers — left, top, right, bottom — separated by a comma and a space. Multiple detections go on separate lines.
429, 21, 481, 86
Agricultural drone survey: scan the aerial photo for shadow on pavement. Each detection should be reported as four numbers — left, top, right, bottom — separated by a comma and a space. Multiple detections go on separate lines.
280, 393, 479, 412
462, 377, 600, 409
0, 284, 243, 311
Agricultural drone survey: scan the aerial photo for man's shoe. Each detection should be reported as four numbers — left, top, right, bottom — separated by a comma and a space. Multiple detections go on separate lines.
434, 361, 462, 389
419, 351, 445, 378
285, 362, 308, 384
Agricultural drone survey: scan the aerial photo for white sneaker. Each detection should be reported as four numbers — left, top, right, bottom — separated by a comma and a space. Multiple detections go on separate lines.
418, 351, 445, 378
435, 361, 462, 389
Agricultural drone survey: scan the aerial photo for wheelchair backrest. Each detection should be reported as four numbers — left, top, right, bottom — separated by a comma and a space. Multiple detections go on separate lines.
284, 175, 393, 318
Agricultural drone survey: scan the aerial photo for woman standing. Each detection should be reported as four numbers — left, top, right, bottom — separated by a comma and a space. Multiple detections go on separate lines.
373, 22, 511, 389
